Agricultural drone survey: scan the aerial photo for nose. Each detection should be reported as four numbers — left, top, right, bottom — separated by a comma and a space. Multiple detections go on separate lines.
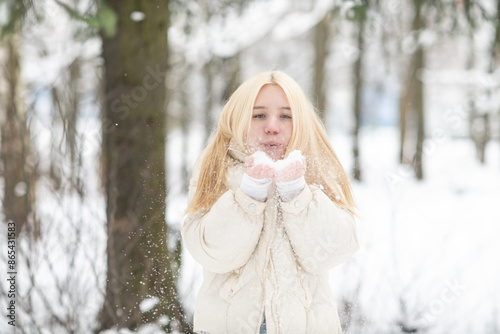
265, 117, 280, 134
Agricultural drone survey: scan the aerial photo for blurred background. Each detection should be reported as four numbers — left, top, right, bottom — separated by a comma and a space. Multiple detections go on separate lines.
0, 0, 499, 333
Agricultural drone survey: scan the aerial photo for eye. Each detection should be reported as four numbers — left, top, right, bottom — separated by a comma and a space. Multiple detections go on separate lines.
281, 114, 292, 119
253, 114, 265, 119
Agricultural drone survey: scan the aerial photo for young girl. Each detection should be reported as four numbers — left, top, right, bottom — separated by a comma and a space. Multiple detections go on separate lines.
183, 71, 359, 334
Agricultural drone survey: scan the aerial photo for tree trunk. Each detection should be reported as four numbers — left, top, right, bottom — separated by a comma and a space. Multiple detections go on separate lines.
180, 63, 192, 190
352, 17, 365, 182
398, 53, 416, 165
467, 27, 490, 165
413, 41, 425, 180
313, 15, 331, 124
97, 0, 191, 332
467, 29, 479, 161
399, 0, 426, 180
493, 0, 500, 70
495, 0, 500, 167
399, 88, 410, 164
221, 54, 241, 103
202, 59, 216, 144
0, 29, 35, 238
484, 0, 500, 166
66, 57, 82, 183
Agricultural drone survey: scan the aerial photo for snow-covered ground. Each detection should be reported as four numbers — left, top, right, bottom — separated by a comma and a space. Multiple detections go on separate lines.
333, 129, 500, 333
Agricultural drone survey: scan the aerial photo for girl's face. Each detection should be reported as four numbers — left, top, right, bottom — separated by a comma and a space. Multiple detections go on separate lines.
247, 84, 293, 161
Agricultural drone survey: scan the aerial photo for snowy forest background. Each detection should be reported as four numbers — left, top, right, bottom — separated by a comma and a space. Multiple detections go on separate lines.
0, 0, 500, 333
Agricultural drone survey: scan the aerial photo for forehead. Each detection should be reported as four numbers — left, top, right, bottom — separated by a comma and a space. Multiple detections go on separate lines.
254, 84, 288, 103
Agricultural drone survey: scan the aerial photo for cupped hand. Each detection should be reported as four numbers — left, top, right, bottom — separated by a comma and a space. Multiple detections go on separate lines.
244, 156, 275, 179
274, 159, 307, 183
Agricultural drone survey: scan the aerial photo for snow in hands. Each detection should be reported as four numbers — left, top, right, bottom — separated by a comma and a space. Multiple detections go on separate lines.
251, 150, 305, 179
252, 150, 303, 171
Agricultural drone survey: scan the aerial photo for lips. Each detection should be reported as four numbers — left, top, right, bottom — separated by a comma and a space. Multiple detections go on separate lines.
262, 141, 281, 149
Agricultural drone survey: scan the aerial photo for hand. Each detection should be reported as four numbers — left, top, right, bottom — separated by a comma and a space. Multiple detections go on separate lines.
244, 156, 275, 179
274, 159, 307, 183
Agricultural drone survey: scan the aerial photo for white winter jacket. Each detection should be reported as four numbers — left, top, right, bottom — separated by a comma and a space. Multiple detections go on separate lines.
182, 145, 359, 334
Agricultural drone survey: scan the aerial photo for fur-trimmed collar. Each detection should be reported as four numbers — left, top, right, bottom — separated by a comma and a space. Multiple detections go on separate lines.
227, 139, 249, 164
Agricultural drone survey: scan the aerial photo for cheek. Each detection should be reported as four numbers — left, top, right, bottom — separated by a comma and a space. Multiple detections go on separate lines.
247, 126, 260, 143
285, 124, 293, 141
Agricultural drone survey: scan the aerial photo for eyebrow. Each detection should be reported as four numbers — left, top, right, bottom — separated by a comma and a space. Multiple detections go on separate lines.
253, 105, 291, 110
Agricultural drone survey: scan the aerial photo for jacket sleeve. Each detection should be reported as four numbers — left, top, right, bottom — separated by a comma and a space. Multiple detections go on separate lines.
182, 173, 265, 274
281, 185, 359, 274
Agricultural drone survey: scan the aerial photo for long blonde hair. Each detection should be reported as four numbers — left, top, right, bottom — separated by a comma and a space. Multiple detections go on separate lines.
186, 71, 357, 215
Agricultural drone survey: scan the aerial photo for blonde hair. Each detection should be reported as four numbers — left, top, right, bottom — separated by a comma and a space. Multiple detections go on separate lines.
186, 71, 357, 215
